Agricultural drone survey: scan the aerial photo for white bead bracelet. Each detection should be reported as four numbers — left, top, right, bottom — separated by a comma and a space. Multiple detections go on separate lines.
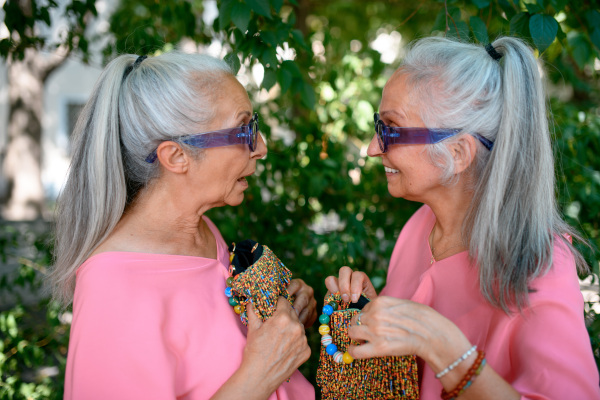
435, 345, 477, 379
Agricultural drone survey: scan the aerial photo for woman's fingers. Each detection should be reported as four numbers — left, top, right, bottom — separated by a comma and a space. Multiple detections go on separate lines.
245, 301, 262, 331
288, 279, 318, 327
324, 275, 340, 295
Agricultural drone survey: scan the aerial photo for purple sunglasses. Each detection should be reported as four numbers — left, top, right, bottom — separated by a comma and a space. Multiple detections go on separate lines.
374, 113, 494, 153
145, 113, 260, 163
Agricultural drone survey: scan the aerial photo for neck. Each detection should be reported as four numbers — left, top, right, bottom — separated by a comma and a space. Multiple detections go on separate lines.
99, 178, 218, 258
426, 183, 473, 261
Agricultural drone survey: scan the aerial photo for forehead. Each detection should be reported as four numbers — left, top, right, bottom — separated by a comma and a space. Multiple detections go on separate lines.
380, 72, 421, 123
212, 75, 252, 120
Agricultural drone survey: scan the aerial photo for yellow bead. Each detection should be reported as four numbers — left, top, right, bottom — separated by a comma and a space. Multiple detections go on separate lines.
229, 253, 235, 262
234, 305, 243, 314
343, 352, 354, 364
318, 324, 330, 335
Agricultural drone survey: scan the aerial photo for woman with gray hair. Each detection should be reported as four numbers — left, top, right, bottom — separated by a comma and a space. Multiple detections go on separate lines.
326, 36, 600, 399
50, 52, 316, 399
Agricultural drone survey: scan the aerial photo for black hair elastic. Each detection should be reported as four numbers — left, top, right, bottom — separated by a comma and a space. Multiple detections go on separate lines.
485, 44, 502, 61
123, 55, 148, 80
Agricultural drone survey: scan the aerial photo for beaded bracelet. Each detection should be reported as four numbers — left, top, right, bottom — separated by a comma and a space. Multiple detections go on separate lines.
435, 345, 477, 379
319, 300, 355, 364
440, 350, 486, 400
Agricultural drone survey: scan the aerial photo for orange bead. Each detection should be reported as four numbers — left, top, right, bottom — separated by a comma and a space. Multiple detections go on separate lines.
318, 324, 330, 335
343, 352, 354, 364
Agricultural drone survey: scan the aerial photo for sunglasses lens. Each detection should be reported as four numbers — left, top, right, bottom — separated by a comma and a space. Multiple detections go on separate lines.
249, 115, 259, 151
376, 121, 386, 152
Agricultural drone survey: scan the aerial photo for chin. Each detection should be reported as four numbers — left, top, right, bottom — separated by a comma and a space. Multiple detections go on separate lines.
226, 195, 245, 207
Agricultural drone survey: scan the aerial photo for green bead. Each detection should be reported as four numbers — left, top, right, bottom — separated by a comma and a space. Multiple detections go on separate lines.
229, 297, 239, 306
319, 314, 330, 324
226, 277, 234, 287
328, 301, 337, 311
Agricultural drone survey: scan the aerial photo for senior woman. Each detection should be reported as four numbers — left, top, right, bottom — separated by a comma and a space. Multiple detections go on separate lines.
326, 37, 600, 399
50, 52, 317, 399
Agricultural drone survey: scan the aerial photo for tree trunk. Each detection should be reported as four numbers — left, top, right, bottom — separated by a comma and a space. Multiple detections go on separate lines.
1, 48, 67, 220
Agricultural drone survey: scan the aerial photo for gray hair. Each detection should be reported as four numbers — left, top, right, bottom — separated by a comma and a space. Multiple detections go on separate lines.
50, 52, 234, 306
399, 36, 587, 312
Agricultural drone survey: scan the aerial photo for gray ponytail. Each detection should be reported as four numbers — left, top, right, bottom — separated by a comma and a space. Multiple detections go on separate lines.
400, 37, 587, 312
50, 52, 233, 306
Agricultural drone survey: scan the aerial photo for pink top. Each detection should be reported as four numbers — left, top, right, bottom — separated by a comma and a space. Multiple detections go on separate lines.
65, 217, 314, 400
381, 205, 600, 400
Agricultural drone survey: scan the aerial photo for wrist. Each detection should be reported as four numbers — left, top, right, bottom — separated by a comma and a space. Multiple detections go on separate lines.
227, 362, 278, 400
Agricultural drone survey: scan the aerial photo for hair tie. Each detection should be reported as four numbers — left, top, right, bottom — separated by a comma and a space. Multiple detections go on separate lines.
123, 55, 148, 80
485, 44, 502, 61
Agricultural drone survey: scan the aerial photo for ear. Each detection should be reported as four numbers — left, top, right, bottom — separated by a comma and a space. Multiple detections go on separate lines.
155, 141, 190, 174
450, 135, 478, 174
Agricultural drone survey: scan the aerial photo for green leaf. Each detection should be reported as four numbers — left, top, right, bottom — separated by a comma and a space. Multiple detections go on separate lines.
262, 67, 277, 90
447, 21, 470, 40
470, 16, 489, 43
433, 7, 461, 32
586, 10, 600, 29
262, 46, 278, 67
246, 0, 272, 19
281, 60, 302, 77
270, 0, 284, 13
591, 28, 600, 51
535, 0, 544, 9
510, 12, 530, 37
231, 2, 252, 33
529, 14, 558, 53
498, 0, 517, 21
569, 34, 591, 70
549, 0, 568, 12
224, 52, 241, 75
260, 30, 278, 47
301, 81, 316, 109
524, 2, 543, 13
556, 23, 566, 43
218, 0, 236, 30
277, 66, 293, 94
291, 29, 306, 47
471, 0, 490, 9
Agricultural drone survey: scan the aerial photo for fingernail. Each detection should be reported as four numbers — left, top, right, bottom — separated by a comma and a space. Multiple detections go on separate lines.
342, 294, 350, 302
351, 294, 359, 303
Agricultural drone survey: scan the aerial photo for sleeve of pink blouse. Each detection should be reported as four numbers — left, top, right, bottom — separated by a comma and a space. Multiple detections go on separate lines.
65, 261, 178, 400
507, 243, 600, 400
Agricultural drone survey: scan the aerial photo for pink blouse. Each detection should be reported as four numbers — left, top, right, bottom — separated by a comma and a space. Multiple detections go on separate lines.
64, 217, 315, 400
381, 205, 600, 400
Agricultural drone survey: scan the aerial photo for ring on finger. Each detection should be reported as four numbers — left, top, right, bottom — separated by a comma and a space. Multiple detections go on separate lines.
356, 312, 363, 326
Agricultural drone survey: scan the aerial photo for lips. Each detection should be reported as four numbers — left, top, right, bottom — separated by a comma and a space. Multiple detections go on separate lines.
237, 170, 255, 183
384, 166, 399, 174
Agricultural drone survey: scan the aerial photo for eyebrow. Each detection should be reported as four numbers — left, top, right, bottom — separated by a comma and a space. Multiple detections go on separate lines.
379, 110, 406, 121
237, 110, 252, 120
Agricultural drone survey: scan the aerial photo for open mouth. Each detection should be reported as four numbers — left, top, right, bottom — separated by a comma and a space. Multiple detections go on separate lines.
384, 166, 399, 174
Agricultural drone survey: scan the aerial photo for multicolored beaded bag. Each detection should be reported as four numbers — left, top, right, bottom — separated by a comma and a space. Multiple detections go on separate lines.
224, 240, 294, 325
316, 293, 419, 400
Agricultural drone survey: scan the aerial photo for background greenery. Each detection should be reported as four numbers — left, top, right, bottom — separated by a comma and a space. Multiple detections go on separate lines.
1, 0, 599, 398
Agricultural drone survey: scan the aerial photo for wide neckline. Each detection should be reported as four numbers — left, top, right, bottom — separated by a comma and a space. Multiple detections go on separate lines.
427, 217, 468, 265
85, 216, 223, 264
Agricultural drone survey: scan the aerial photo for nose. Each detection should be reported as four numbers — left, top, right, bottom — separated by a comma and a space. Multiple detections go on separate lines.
251, 132, 268, 159
366, 134, 383, 158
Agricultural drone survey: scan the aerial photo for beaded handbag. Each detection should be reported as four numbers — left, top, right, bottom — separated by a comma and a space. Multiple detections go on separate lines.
316, 293, 419, 400
225, 240, 294, 325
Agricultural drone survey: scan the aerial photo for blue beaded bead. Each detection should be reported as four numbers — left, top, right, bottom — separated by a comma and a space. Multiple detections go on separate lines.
319, 314, 330, 324
322, 305, 334, 316
325, 343, 338, 355
225, 287, 233, 298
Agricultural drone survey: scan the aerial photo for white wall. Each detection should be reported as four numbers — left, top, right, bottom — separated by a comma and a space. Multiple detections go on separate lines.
42, 59, 102, 201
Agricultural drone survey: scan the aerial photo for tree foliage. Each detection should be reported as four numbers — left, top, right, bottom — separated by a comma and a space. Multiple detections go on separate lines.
1, 0, 599, 397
